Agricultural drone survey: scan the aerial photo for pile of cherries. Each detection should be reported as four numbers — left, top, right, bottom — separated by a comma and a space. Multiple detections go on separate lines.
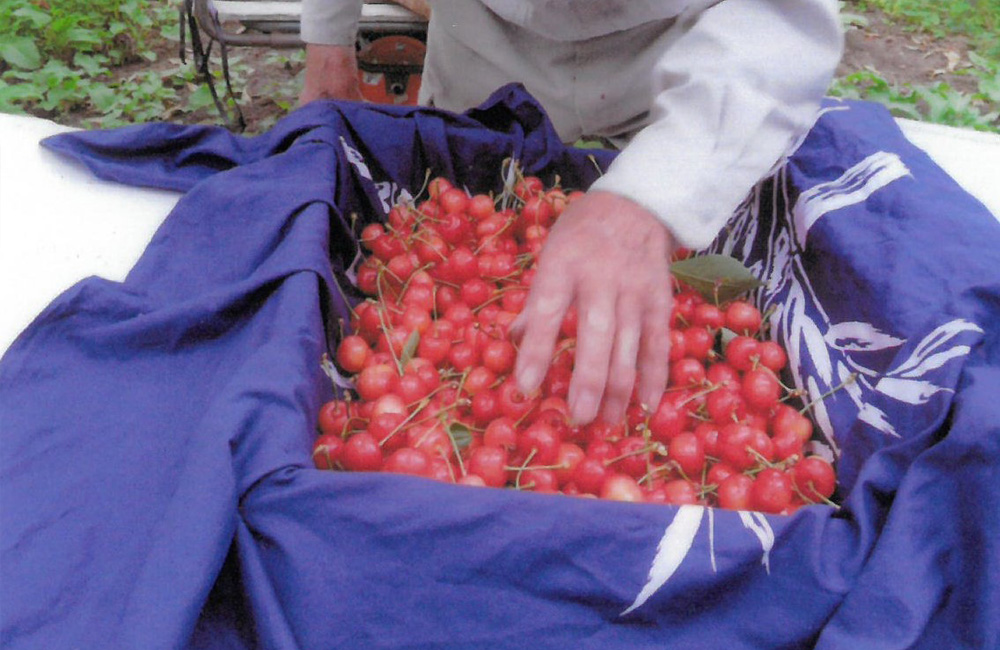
313, 173, 837, 514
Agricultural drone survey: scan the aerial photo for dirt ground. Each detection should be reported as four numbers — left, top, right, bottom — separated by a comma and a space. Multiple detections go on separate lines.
111, 3, 987, 134
835, 8, 980, 94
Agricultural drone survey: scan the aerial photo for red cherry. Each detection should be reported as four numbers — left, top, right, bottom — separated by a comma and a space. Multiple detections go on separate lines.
772, 404, 813, 442
367, 412, 407, 453
356, 364, 398, 402
514, 176, 544, 201
458, 474, 487, 487
725, 335, 761, 372
718, 423, 763, 470
447, 246, 479, 282
648, 395, 691, 443
706, 462, 738, 487
407, 423, 452, 459
360, 223, 385, 251
682, 326, 715, 361
519, 468, 559, 493
481, 339, 516, 375
417, 334, 451, 367
716, 473, 754, 510
572, 457, 609, 495
553, 443, 586, 486
669, 357, 707, 388
439, 187, 470, 215
792, 456, 837, 502
706, 361, 741, 390
772, 430, 805, 462
467, 194, 495, 221
497, 379, 536, 421
668, 432, 706, 478
758, 340, 788, 372
483, 417, 518, 449
750, 468, 793, 514
341, 432, 383, 472
516, 421, 561, 465
467, 446, 508, 488
742, 368, 781, 411
415, 233, 449, 266
726, 301, 763, 335
470, 390, 501, 425
428, 176, 452, 200
692, 304, 726, 330
599, 473, 644, 502
463, 366, 497, 395
312, 433, 345, 469
692, 421, 722, 457
448, 341, 480, 372
611, 437, 651, 479
706, 388, 747, 424
662, 479, 699, 505
318, 400, 351, 436
383, 447, 432, 477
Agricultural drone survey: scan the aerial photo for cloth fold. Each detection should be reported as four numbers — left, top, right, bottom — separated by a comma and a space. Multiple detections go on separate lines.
2, 86, 998, 649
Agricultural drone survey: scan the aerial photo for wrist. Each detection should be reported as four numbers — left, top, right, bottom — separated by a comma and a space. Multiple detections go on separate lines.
301, 44, 362, 104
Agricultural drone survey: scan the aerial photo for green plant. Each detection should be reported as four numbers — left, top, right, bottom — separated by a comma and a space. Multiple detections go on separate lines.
829, 65, 1000, 132
1, 0, 155, 116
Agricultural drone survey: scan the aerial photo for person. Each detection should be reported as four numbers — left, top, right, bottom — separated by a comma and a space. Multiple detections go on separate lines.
299, 0, 845, 427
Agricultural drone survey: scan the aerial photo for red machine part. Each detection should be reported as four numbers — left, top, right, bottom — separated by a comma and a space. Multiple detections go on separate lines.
357, 35, 426, 105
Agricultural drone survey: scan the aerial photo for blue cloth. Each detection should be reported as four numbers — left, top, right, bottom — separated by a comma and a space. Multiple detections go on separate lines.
2, 85, 998, 649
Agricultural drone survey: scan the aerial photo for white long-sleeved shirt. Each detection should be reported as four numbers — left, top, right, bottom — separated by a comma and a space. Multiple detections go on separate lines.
301, 1, 844, 250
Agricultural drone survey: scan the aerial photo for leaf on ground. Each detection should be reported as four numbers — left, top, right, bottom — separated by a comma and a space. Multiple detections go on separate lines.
0, 37, 42, 70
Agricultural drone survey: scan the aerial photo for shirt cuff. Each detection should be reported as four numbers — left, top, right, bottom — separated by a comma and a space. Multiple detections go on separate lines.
301, 0, 362, 46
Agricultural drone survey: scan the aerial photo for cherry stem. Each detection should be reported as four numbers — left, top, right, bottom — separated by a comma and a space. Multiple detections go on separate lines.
603, 443, 664, 468
503, 461, 567, 472
513, 448, 538, 490
791, 479, 840, 510
446, 433, 467, 477
372, 299, 405, 376
798, 373, 858, 415
440, 448, 459, 482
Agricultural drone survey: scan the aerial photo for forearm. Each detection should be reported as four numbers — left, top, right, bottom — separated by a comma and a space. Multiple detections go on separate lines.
590, 0, 844, 250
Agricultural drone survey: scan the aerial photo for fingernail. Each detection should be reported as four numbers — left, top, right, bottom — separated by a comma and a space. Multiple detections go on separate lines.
569, 390, 599, 425
517, 366, 542, 393
641, 391, 664, 413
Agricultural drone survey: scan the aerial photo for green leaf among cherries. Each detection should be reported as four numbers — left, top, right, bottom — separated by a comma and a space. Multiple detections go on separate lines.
671, 254, 763, 304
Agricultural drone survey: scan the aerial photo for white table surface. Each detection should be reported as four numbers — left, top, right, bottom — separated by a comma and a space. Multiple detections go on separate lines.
2, 112, 999, 356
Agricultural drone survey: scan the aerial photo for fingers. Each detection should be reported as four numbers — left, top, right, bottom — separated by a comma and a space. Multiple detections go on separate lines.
635, 283, 672, 412
598, 293, 639, 424
567, 287, 617, 425
512, 190, 676, 427
513, 265, 573, 396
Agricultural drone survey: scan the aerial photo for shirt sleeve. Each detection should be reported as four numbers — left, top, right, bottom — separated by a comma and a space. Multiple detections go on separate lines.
301, 0, 364, 46
589, 0, 845, 250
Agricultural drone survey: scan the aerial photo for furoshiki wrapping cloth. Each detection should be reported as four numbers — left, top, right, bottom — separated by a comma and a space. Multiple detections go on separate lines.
2, 85, 998, 649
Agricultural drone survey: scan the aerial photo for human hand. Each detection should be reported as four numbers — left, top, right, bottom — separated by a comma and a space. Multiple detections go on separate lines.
299, 44, 364, 105
512, 190, 676, 426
